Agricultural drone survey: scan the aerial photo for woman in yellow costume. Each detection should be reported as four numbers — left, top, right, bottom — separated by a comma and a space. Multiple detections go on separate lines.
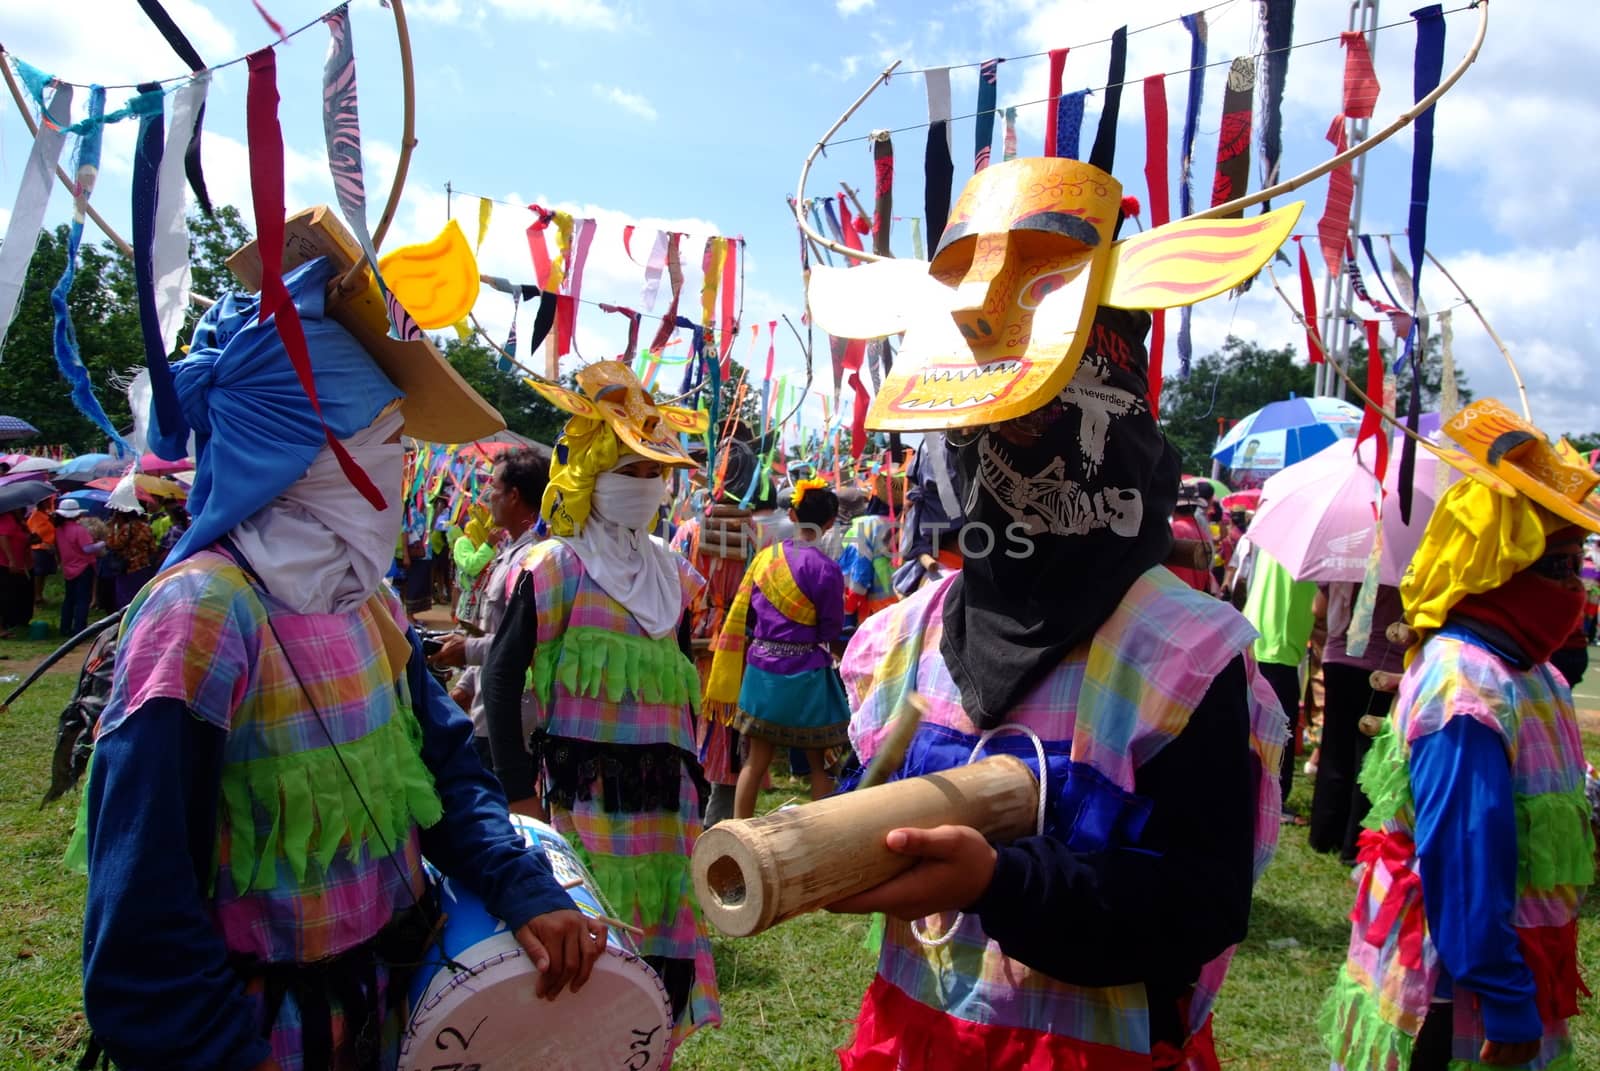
708, 478, 850, 818
480, 363, 719, 1059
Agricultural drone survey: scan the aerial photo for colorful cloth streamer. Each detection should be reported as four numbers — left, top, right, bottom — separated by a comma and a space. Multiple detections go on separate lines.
700, 237, 727, 366
1317, 117, 1354, 275
322, 5, 418, 341
648, 232, 684, 353
923, 67, 954, 250
838, 195, 864, 254
720, 237, 739, 363
1258, 0, 1295, 198
1345, 243, 1403, 317
1359, 235, 1413, 339
133, 83, 182, 437
599, 303, 643, 360
872, 133, 894, 256
1295, 239, 1325, 364
1178, 12, 1209, 219
974, 58, 1001, 172
247, 48, 383, 509
530, 291, 560, 378
134, 0, 214, 214
1143, 74, 1171, 395
1053, 91, 1089, 160
1211, 57, 1255, 211
1357, 317, 1389, 488
476, 196, 492, 254
1044, 48, 1068, 157
640, 229, 669, 311
0, 82, 72, 354
808, 202, 836, 265
1341, 31, 1381, 120
1089, 26, 1127, 176
500, 286, 521, 371
1002, 107, 1018, 162
821, 198, 846, 245
151, 75, 207, 354
56, 86, 129, 451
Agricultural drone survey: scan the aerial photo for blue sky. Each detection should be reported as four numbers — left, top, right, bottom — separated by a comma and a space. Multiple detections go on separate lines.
2, 0, 1596, 439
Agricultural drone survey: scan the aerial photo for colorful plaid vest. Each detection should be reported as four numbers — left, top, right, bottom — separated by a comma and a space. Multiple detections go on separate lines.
1323, 634, 1594, 1071
99, 552, 440, 965
840, 568, 1286, 1070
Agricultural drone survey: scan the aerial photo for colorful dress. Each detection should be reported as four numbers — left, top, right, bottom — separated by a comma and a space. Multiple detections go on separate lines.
452, 531, 496, 627
482, 539, 720, 1055
838, 508, 897, 622
77, 550, 571, 1070
674, 511, 756, 787
840, 568, 1286, 1069
708, 539, 850, 750
1322, 630, 1594, 1071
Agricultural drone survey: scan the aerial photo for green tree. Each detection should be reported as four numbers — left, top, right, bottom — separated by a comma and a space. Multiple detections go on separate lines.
1344, 331, 1472, 415
180, 205, 256, 343
1158, 337, 1312, 475
440, 337, 569, 444
0, 226, 144, 452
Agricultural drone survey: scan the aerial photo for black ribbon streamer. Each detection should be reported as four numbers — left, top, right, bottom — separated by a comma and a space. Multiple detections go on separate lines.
131, 82, 183, 434
135, 0, 214, 216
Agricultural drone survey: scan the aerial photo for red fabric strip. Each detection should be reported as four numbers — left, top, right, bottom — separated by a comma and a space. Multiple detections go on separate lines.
839, 195, 865, 253
841, 974, 1150, 1071
1143, 74, 1171, 228
1352, 829, 1425, 970
764, 319, 777, 381
1340, 31, 1381, 119
553, 294, 575, 358
525, 206, 554, 290
245, 49, 383, 510
252, 0, 287, 40
1044, 48, 1069, 157
1149, 309, 1166, 418
720, 237, 738, 362
1359, 318, 1388, 490
1317, 117, 1354, 275
622, 223, 637, 263
848, 367, 869, 461
1516, 920, 1588, 1025
1296, 239, 1324, 365
648, 232, 684, 353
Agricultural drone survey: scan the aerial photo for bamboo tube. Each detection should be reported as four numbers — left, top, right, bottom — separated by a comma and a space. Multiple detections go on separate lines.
692, 755, 1038, 938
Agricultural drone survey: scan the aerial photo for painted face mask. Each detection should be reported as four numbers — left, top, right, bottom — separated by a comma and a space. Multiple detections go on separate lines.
806, 157, 1303, 432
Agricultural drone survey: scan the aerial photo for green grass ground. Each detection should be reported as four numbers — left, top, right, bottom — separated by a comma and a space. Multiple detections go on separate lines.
1, 659, 1596, 1069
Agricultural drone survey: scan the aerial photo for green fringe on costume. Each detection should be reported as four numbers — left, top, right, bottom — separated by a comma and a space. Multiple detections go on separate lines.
1359, 721, 1414, 830
862, 912, 886, 955
1319, 966, 1416, 1071
1515, 788, 1596, 893
219, 712, 442, 893
563, 832, 696, 929
534, 626, 701, 715
64, 762, 93, 873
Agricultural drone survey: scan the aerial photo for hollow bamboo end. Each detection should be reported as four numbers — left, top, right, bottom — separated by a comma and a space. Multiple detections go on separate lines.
691, 825, 771, 938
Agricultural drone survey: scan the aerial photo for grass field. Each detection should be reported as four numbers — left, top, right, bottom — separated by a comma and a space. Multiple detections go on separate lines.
1, 648, 1596, 1069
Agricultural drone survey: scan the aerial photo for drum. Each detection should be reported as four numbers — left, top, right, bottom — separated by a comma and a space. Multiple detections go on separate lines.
399, 815, 673, 1071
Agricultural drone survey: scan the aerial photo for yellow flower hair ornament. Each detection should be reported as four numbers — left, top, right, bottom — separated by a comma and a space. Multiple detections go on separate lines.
791, 477, 830, 509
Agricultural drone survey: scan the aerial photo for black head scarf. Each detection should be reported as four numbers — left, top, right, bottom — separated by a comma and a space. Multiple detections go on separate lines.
941, 307, 1180, 728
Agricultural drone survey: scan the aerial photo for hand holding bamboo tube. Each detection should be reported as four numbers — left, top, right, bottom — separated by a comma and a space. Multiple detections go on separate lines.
691, 755, 1039, 938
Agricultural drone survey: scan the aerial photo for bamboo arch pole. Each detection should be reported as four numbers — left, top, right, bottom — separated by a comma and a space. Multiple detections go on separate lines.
793, 2, 1491, 263
1424, 248, 1530, 420
0, 0, 419, 310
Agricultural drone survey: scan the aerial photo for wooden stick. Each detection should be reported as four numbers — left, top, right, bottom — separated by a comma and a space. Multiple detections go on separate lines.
793, 61, 902, 265
370, 0, 416, 253
594, 913, 645, 939
1424, 248, 1531, 421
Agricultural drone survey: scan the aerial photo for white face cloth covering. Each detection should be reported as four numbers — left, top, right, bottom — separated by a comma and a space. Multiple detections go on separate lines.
559, 465, 682, 639
230, 408, 406, 615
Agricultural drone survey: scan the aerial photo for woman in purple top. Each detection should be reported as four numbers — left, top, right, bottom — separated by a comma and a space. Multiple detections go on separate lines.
730, 482, 851, 818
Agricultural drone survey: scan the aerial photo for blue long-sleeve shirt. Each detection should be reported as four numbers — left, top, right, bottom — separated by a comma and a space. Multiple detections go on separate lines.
82, 632, 575, 1071
1410, 715, 1543, 1044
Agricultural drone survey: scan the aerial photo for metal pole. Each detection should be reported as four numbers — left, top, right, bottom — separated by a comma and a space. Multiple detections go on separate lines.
1340, 0, 1380, 397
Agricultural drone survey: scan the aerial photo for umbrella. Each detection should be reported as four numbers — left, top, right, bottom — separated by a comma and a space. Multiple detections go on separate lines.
0, 415, 39, 441
1180, 474, 1230, 498
0, 470, 50, 487
56, 453, 128, 481
1246, 425, 1458, 587
86, 474, 186, 502
458, 441, 513, 465
8, 456, 59, 473
138, 452, 192, 477
61, 488, 111, 518
0, 480, 55, 512
1222, 490, 1261, 512
1212, 396, 1364, 472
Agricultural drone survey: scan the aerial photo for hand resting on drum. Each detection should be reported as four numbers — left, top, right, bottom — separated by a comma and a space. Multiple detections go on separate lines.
515, 909, 609, 999
826, 825, 997, 921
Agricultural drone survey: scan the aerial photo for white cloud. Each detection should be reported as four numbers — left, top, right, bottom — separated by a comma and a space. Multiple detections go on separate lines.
593, 85, 658, 122
404, 0, 466, 20
837, 0, 875, 16
0, 0, 238, 87
482, 0, 621, 30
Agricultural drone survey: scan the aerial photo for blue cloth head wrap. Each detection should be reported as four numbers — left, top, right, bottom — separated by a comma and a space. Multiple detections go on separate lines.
151, 256, 402, 564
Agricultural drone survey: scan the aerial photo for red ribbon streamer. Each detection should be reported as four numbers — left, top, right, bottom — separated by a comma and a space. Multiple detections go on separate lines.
648, 232, 684, 353
525, 206, 555, 290
1044, 48, 1068, 157
1352, 829, 1425, 970
1358, 318, 1388, 495
1340, 31, 1381, 119
1143, 73, 1171, 411
1295, 238, 1325, 365
720, 237, 738, 363
838, 195, 864, 253
1318, 117, 1354, 276
245, 49, 383, 510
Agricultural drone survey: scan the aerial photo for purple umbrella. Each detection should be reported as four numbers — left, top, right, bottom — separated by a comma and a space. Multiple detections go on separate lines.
0, 415, 39, 441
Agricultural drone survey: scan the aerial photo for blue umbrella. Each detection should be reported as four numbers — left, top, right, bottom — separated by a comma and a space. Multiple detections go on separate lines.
55, 453, 126, 481
0, 415, 39, 441
62, 488, 112, 518
1212, 395, 1363, 472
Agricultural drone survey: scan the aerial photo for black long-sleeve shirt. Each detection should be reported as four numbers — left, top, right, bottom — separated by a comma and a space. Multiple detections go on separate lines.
969, 656, 1259, 1046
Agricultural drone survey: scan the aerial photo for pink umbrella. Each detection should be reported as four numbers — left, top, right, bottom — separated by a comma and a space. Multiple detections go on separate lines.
139, 452, 191, 476
1246, 430, 1460, 586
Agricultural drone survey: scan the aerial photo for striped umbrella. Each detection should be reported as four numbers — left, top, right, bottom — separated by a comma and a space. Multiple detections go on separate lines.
0, 415, 39, 441
1211, 395, 1363, 472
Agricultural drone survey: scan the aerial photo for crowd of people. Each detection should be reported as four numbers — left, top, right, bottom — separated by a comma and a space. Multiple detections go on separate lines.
43, 182, 1596, 1071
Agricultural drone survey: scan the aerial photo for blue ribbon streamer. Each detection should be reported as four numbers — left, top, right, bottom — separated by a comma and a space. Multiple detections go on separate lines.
132, 82, 183, 438
52, 86, 130, 453
1054, 90, 1089, 160
1178, 13, 1208, 218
